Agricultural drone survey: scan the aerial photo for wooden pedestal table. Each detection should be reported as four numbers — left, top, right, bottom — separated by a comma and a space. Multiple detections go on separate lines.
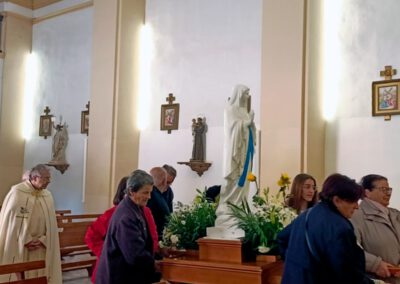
160, 238, 283, 284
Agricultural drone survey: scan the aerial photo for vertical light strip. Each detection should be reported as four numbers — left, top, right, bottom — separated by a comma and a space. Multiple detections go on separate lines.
300, 0, 308, 172
137, 24, 154, 130
23, 53, 38, 140
322, 0, 343, 121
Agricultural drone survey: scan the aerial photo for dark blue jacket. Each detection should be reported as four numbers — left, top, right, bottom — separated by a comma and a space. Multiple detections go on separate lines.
277, 201, 373, 284
147, 187, 171, 239
162, 186, 174, 213
95, 196, 158, 284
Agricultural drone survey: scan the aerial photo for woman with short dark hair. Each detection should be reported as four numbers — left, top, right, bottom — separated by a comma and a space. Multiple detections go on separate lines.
96, 170, 161, 284
278, 173, 377, 284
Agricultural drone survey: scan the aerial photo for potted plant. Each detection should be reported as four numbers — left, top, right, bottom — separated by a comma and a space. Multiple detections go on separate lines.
228, 173, 297, 258
160, 189, 217, 253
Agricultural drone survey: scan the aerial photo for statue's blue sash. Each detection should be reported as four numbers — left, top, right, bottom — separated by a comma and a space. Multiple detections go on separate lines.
238, 126, 254, 187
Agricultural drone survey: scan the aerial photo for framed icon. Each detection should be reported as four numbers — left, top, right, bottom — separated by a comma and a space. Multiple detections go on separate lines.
39, 115, 52, 138
160, 103, 179, 131
372, 79, 400, 116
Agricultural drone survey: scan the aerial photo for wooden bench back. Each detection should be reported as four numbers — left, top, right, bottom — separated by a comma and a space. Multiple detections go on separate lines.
57, 214, 100, 257
57, 213, 101, 224
55, 209, 71, 216
0, 260, 47, 284
58, 221, 93, 248
57, 214, 99, 275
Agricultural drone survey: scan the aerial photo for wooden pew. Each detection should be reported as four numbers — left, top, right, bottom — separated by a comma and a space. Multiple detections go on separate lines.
57, 214, 100, 275
57, 213, 100, 225
0, 260, 47, 284
55, 209, 71, 217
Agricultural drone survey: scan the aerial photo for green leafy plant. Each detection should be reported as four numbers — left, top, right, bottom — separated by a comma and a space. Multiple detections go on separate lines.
229, 186, 297, 254
160, 189, 217, 250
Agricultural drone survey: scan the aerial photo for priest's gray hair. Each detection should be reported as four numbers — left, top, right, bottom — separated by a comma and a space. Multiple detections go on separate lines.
29, 164, 50, 179
126, 169, 153, 193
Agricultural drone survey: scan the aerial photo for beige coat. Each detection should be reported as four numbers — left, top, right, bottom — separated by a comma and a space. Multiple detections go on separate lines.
351, 198, 400, 284
0, 181, 62, 284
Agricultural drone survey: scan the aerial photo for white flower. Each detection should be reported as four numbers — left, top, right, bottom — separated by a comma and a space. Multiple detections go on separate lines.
181, 220, 186, 225
159, 241, 165, 248
258, 245, 270, 254
170, 234, 179, 244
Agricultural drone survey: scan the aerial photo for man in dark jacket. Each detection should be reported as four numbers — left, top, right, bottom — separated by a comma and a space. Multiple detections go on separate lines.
147, 167, 171, 239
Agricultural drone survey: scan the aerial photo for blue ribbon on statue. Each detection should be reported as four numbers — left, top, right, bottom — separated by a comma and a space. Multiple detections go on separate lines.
238, 126, 254, 187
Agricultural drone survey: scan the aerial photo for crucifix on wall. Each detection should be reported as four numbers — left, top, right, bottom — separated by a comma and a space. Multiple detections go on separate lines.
160, 93, 180, 134
372, 65, 400, 121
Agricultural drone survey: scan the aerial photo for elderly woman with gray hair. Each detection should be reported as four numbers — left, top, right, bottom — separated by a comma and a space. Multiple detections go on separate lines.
96, 170, 161, 284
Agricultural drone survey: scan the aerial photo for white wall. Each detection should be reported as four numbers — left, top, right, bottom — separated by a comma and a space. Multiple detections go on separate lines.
140, 0, 262, 204
24, 7, 92, 212
325, 0, 400, 209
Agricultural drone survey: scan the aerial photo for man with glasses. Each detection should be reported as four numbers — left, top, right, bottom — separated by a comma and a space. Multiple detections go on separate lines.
351, 174, 400, 284
0, 164, 62, 283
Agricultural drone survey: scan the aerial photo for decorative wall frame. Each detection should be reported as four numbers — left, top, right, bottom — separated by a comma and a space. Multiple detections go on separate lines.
160, 93, 180, 134
81, 101, 90, 135
39, 106, 53, 139
372, 79, 400, 116
160, 104, 180, 132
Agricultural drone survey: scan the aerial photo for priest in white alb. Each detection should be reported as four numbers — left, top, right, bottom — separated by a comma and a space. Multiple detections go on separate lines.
0, 164, 62, 283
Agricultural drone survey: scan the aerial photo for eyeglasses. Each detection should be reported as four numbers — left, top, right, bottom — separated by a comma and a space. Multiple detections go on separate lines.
373, 187, 392, 194
39, 176, 51, 181
303, 184, 318, 190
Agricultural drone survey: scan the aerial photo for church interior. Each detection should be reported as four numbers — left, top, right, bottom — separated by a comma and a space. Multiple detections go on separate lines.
0, 0, 400, 282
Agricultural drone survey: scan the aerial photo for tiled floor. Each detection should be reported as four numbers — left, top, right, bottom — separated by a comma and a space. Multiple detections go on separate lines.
63, 269, 92, 284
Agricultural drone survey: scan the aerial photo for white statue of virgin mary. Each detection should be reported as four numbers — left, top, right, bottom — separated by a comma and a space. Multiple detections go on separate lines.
215, 84, 256, 228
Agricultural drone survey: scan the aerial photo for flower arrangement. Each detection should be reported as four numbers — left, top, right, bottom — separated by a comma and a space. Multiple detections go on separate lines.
160, 189, 217, 250
228, 173, 297, 254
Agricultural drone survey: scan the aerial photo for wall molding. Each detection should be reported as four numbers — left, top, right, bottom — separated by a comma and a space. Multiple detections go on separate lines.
7, 0, 33, 9
33, 0, 61, 10
33, 0, 92, 24
4, 11, 32, 23
3, 0, 76, 11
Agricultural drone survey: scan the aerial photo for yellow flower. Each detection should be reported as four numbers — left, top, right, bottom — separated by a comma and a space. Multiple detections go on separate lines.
247, 172, 257, 182
277, 173, 291, 187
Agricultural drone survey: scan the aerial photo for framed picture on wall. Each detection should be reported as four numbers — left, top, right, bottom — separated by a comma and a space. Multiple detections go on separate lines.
81, 110, 89, 135
372, 79, 400, 116
39, 115, 53, 138
160, 103, 180, 131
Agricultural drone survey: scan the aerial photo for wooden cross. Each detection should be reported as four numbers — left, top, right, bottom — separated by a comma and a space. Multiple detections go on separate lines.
166, 93, 175, 104
380, 65, 397, 80
43, 106, 51, 115
378, 66, 398, 121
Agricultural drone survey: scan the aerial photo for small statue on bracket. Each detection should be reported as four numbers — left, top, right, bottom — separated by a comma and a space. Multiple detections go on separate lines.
178, 116, 211, 177
47, 117, 69, 174
191, 117, 206, 161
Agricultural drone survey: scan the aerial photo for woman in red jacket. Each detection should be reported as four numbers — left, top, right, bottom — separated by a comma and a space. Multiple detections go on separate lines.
85, 176, 158, 283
